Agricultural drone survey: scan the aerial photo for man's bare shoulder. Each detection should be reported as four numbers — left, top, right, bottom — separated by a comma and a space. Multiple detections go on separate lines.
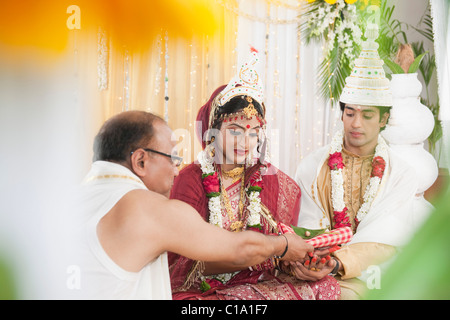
121, 188, 165, 203
112, 189, 191, 223
107, 188, 200, 256
98, 189, 190, 269
116, 189, 170, 214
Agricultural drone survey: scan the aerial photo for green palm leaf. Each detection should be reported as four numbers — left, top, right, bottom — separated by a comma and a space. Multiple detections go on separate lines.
410, 3, 434, 42
408, 51, 428, 73
383, 58, 404, 74
317, 45, 354, 106
377, 1, 408, 60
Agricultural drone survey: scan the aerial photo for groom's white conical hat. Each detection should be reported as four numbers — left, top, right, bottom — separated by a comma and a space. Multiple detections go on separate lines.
340, 24, 392, 107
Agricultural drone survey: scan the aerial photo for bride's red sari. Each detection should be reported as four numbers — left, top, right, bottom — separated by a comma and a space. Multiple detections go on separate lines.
167, 84, 340, 300
168, 162, 340, 300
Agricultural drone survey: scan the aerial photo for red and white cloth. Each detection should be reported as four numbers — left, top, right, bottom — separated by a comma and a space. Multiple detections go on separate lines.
305, 227, 353, 248
278, 223, 353, 248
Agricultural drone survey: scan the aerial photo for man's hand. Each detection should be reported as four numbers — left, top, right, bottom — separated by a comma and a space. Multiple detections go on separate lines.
280, 233, 314, 262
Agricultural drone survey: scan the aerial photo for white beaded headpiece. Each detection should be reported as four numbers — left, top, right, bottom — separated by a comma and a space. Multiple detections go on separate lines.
219, 47, 264, 106
340, 24, 392, 107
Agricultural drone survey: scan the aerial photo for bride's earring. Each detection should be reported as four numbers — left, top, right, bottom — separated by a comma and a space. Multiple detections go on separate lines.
208, 136, 216, 158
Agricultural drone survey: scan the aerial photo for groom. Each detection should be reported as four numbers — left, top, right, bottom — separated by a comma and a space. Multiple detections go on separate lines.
293, 26, 420, 299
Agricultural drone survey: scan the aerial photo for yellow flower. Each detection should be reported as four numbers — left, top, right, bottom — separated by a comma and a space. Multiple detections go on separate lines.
324, 0, 338, 4
345, 0, 358, 4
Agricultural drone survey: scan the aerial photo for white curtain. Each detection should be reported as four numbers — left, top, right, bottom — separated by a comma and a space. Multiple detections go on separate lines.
430, 0, 450, 169
235, 0, 341, 178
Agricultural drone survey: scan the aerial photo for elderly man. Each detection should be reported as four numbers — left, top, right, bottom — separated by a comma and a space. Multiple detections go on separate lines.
72, 110, 312, 299
292, 26, 420, 299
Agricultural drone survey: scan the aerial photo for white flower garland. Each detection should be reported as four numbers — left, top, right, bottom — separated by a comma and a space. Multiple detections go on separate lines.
246, 190, 262, 227
197, 148, 222, 228
329, 130, 389, 224
197, 148, 262, 229
198, 148, 262, 284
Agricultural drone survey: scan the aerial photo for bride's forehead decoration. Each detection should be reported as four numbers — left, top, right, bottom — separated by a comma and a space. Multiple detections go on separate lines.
209, 47, 266, 128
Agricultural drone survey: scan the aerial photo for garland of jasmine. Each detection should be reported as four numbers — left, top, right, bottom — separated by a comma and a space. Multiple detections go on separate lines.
329, 130, 388, 229
197, 147, 265, 287
197, 147, 263, 230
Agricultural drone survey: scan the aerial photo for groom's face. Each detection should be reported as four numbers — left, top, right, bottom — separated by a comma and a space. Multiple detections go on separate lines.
342, 104, 389, 156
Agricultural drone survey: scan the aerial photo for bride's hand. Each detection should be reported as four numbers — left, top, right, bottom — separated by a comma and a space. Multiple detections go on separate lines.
289, 257, 336, 281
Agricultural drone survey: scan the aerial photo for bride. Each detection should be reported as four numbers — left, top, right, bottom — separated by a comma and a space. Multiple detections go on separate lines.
168, 50, 340, 300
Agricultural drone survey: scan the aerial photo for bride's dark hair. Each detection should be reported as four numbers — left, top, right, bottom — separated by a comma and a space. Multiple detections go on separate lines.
211, 95, 265, 131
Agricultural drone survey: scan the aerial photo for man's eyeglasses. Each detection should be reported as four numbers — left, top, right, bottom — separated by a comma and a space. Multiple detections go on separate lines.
131, 148, 183, 167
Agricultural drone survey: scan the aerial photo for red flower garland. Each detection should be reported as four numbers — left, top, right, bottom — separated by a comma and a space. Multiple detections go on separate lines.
328, 152, 352, 229
328, 152, 345, 170
371, 156, 386, 179
202, 172, 220, 197
329, 154, 387, 230
333, 208, 351, 229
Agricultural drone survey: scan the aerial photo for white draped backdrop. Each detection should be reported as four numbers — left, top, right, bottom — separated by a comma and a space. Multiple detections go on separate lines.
235, 0, 341, 178
431, 0, 450, 169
